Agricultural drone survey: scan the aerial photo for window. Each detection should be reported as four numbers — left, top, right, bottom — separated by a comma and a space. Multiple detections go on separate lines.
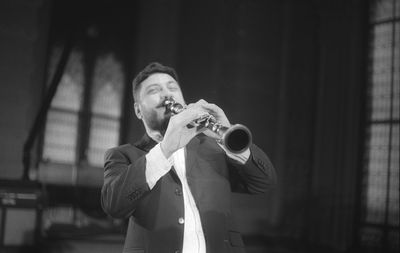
35, 1, 135, 237
360, 0, 399, 251
42, 47, 84, 164
41, 44, 125, 169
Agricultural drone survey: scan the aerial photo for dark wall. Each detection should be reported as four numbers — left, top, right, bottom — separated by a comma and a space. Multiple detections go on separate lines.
128, 0, 367, 250
0, 0, 51, 179
0, 0, 367, 251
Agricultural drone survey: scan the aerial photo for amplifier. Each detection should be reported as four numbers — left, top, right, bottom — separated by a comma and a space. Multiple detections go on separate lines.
0, 180, 42, 246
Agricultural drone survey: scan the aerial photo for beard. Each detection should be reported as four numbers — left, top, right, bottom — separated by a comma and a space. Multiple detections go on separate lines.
141, 108, 171, 136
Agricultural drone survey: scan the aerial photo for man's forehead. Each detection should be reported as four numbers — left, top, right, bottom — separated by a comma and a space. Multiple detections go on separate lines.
142, 73, 177, 85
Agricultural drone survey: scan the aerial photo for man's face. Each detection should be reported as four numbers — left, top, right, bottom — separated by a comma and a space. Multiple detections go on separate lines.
134, 73, 185, 133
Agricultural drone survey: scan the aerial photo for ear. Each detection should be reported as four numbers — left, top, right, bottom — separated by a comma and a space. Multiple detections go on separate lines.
134, 102, 142, 120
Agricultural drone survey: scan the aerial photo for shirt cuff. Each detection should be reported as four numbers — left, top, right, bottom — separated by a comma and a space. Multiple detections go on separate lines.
217, 142, 250, 164
145, 143, 173, 189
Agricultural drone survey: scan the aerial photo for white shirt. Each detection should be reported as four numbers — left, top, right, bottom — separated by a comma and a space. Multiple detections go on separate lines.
145, 141, 250, 253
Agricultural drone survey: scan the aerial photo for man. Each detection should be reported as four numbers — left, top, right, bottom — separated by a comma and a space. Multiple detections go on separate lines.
101, 62, 277, 253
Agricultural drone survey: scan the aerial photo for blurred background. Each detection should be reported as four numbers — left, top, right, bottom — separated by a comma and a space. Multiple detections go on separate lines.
0, 0, 398, 252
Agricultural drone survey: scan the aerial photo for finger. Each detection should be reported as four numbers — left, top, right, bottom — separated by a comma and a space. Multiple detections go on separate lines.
202, 128, 220, 139
196, 99, 208, 105
173, 108, 209, 126
200, 103, 221, 114
181, 124, 203, 140
185, 99, 208, 110
186, 99, 205, 107
186, 99, 207, 110
195, 126, 207, 135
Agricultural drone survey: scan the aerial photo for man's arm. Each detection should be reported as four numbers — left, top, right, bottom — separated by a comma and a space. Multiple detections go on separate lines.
101, 147, 149, 219
101, 145, 173, 219
193, 99, 277, 192
224, 144, 277, 194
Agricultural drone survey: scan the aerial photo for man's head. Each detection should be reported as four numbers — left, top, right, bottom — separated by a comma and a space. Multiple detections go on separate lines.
132, 62, 180, 103
132, 62, 185, 135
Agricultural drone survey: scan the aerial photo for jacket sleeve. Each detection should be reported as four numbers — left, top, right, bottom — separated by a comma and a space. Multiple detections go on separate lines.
227, 144, 277, 194
101, 147, 150, 219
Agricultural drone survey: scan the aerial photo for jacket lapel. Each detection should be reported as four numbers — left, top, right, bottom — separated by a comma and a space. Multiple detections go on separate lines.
134, 133, 182, 183
133, 133, 157, 152
133, 133, 202, 184
185, 136, 200, 178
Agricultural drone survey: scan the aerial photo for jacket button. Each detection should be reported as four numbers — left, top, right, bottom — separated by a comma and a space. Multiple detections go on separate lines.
175, 188, 182, 196
178, 217, 185, 224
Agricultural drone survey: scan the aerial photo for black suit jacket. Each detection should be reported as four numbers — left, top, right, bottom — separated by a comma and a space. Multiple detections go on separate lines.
101, 134, 276, 253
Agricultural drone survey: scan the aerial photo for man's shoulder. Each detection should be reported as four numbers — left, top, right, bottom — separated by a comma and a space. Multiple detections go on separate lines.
108, 143, 134, 152
104, 143, 146, 162
106, 143, 141, 156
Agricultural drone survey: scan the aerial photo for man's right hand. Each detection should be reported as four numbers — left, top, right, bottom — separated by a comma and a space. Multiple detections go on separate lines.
160, 101, 208, 158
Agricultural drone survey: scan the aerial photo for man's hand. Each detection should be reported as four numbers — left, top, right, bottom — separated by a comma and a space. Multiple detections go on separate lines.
160, 99, 230, 158
160, 101, 207, 158
195, 99, 230, 127
195, 99, 231, 139
160, 99, 231, 158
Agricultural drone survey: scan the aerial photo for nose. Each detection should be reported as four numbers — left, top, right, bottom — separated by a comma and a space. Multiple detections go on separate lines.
160, 87, 173, 100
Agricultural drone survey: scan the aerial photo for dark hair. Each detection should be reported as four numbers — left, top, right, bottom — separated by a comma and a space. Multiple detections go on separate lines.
132, 62, 179, 102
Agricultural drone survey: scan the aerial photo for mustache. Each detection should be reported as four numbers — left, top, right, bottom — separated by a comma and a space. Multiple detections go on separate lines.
156, 97, 170, 108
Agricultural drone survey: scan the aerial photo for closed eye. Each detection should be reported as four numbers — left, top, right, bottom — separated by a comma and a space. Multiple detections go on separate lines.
167, 82, 180, 91
146, 85, 161, 94
147, 88, 158, 94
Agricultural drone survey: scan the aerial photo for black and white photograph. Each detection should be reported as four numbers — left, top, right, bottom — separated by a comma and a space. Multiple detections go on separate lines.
0, 0, 398, 253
